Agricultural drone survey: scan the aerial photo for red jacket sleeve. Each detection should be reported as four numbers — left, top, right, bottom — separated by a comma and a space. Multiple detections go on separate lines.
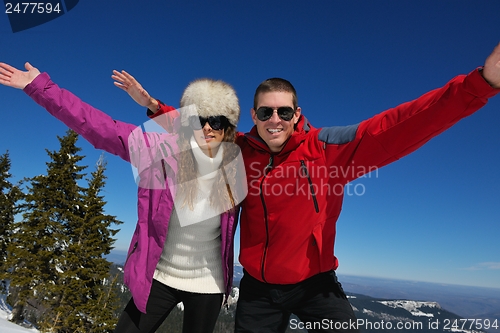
325, 68, 500, 182
147, 100, 179, 133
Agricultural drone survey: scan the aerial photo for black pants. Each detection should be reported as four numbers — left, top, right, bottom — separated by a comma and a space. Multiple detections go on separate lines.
235, 270, 359, 333
114, 279, 223, 333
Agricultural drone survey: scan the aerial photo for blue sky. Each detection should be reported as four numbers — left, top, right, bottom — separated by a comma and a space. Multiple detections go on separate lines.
1, 1, 499, 289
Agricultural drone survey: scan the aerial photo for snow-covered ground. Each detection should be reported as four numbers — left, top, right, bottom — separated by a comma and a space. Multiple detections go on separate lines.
0, 296, 39, 333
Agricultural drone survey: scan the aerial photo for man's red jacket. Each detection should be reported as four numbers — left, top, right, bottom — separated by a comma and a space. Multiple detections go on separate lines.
152, 68, 498, 285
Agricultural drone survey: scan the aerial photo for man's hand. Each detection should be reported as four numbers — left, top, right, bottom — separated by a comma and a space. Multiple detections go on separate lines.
112, 70, 158, 111
0, 62, 40, 89
482, 43, 500, 89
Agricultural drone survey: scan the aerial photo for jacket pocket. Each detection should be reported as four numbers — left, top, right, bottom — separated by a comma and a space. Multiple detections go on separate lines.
300, 160, 320, 213
124, 241, 138, 270
312, 223, 324, 271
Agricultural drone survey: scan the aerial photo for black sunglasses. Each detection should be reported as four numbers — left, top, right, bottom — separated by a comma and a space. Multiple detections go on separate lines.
189, 115, 229, 131
255, 106, 295, 121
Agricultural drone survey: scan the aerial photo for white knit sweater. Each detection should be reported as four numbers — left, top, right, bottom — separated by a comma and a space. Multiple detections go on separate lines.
153, 137, 225, 294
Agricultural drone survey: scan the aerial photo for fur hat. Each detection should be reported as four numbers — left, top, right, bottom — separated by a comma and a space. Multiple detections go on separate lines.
180, 78, 240, 127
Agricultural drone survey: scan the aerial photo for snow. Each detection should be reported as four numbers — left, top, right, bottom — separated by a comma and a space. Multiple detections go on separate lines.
0, 296, 39, 333
378, 300, 439, 317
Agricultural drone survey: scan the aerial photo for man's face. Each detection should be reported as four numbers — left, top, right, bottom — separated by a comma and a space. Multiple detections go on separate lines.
251, 91, 301, 153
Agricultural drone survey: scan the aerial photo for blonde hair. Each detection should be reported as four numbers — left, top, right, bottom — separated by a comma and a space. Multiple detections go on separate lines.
175, 125, 239, 213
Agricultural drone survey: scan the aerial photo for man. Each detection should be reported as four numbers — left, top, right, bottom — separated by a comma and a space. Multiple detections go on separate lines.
112, 43, 500, 332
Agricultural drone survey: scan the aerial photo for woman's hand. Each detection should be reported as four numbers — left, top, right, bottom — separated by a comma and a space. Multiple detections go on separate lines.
0, 62, 40, 89
112, 70, 158, 110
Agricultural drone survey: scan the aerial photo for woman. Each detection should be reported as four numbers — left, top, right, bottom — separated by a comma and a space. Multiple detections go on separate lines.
0, 62, 245, 333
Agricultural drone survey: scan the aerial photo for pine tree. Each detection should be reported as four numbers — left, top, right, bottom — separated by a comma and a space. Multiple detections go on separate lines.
0, 151, 23, 293
6, 130, 124, 332
6, 129, 87, 326
52, 154, 123, 333
80, 155, 123, 333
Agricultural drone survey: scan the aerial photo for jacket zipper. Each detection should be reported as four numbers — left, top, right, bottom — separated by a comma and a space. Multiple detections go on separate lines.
259, 155, 273, 282
300, 160, 320, 213
124, 242, 138, 269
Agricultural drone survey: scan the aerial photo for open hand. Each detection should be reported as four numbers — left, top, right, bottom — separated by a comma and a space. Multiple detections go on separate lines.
482, 43, 500, 89
0, 62, 40, 89
112, 70, 157, 109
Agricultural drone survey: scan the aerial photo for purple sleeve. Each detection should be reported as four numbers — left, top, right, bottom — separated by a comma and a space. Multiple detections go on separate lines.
23, 72, 138, 162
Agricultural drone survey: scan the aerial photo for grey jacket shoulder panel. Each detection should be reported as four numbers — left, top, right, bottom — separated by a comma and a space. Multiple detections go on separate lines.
318, 124, 359, 145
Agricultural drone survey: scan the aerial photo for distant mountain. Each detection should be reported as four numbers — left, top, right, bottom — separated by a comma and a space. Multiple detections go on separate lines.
347, 293, 494, 333
232, 265, 500, 322
106, 250, 127, 266
229, 264, 495, 332
105, 260, 499, 332
106, 263, 498, 333
337, 274, 500, 321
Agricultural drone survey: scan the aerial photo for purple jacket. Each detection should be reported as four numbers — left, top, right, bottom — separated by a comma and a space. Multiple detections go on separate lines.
24, 73, 238, 313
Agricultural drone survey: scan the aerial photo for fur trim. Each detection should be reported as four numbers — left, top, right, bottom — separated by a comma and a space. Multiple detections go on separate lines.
180, 79, 240, 127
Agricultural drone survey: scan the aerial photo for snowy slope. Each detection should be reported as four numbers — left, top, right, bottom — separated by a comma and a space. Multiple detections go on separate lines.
0, 296, 39, 333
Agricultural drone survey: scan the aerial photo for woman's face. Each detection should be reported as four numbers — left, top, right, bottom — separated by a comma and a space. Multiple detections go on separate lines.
192, 119, 225, 157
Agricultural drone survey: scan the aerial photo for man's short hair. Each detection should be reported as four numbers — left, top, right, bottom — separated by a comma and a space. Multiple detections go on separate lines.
253, 78, 298, 110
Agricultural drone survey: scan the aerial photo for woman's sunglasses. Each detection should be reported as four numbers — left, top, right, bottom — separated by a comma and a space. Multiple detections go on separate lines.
255, 106, 295, 122
189, 115, 229, 131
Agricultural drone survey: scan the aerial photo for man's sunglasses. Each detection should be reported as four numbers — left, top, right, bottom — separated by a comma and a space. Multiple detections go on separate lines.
255, 106, 295, 122
189, 115, 229, 131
